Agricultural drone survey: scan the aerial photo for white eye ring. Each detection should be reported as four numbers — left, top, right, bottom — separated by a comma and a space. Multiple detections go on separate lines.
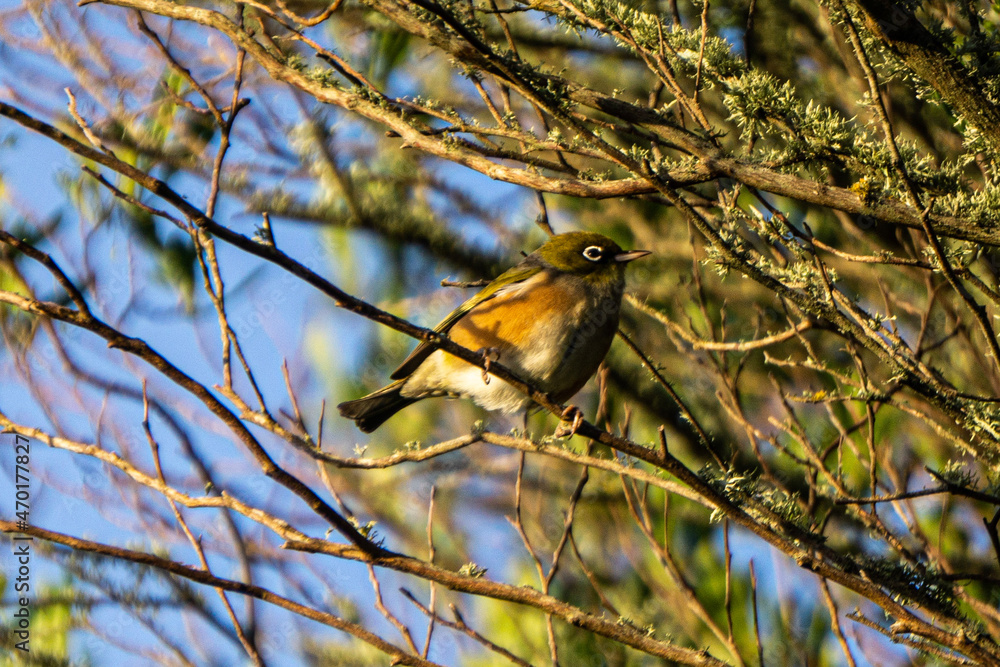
582, 246, 603, 261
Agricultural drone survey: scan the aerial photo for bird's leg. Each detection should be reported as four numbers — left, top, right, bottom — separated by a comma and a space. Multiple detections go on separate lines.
477, 347, 501, 385
554, 405, 584, 438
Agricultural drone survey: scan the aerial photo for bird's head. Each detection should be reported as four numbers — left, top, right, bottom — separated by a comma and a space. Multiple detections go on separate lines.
534, 232, 650, 284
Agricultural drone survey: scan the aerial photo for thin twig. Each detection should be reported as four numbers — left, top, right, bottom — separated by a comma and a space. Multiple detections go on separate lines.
400, 591, 532, 667
421, 486, 437, 659
142, 384, 265, 667
749, 561, 763, 667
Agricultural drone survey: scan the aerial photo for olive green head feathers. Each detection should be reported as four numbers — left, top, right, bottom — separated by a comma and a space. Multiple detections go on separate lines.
533, 231, 650, 277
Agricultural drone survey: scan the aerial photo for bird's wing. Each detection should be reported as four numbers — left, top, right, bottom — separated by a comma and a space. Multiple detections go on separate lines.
389, 264, 541, 380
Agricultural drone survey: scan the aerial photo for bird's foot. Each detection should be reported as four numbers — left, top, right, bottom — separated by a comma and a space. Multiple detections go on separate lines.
478, 347, 501, 385
554, 405, 584, 438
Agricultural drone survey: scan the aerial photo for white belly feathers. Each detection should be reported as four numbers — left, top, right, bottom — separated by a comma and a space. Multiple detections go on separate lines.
399, 270, 622, 413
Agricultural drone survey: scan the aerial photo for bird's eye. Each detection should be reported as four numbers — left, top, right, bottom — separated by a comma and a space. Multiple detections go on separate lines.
582, 246, 603, 261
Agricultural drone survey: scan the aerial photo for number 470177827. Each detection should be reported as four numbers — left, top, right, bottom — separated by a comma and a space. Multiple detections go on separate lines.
14, 435, 30, 529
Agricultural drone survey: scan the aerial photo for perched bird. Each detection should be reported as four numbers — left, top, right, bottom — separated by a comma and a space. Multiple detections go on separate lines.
338, 232, 650, 433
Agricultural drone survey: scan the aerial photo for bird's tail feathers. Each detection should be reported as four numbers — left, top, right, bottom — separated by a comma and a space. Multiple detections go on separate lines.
337, 380, 416, 433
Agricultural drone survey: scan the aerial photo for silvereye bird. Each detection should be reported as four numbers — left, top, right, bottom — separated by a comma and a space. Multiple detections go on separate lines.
338, 231, 650, 432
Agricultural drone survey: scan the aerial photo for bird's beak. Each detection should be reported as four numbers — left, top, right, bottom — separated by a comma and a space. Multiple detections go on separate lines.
614, 249, 651, 263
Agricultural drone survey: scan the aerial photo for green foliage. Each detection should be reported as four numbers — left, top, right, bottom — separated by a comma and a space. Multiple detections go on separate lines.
0, 578, 82, 667
858, 556, 958, 616
457, 562, 488, 578
703, 467, 810, 531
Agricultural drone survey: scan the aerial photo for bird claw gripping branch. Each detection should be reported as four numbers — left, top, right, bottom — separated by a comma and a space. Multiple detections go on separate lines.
478, 347, 501, 386
554, 405, 585, 438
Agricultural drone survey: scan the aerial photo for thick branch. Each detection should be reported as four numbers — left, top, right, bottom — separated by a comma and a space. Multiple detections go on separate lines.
848, 0, 1000, 149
